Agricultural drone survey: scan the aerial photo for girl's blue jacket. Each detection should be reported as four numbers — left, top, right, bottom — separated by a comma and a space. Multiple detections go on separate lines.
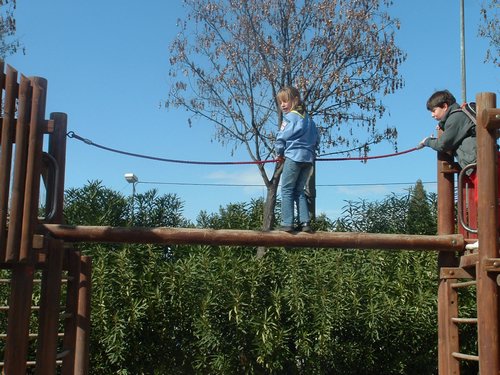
275, 110, 319, 163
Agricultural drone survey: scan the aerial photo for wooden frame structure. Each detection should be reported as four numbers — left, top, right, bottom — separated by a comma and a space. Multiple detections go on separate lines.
0, 62, 497, 374
436, 92, 500, 374
0, 63, 91, 374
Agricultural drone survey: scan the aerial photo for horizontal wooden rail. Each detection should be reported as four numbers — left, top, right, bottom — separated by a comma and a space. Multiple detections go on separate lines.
479, 108, 500, 130
40, 225, 465, 252
451, 280, 477, 288
451, 351, 479, 361
451, 317, 478, 324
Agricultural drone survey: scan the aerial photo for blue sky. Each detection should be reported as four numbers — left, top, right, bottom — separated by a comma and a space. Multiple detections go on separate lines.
6, 0, 499, 222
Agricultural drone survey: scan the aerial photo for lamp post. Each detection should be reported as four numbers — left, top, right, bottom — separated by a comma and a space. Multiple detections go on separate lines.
124, 173, 138, 224
459, 0, 467, 103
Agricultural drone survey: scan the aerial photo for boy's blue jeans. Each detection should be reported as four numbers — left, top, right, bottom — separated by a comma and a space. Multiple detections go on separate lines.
280, 158, 313, 226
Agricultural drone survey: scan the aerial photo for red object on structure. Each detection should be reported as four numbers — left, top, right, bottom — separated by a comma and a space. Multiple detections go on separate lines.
458, 153, 500, 239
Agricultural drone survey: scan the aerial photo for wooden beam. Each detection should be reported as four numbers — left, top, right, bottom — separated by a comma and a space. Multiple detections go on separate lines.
40, 224, 464, 252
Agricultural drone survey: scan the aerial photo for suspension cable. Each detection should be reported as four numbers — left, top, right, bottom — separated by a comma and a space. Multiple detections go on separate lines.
67, 131, 418, 166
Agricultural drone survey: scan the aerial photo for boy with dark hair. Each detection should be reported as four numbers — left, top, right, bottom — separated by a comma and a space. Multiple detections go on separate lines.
418, 89, 476, 170
419, 89, 478, 240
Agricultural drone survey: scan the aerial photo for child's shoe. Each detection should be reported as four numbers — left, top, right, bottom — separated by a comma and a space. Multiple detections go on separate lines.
300, 222, 312, 233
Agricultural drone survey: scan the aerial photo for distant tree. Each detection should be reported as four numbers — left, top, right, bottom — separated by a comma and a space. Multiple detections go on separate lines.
336, 194, 410, 234
64, 180, 128, 227
133, 188, 192, 228
197, 197, 268, 230
406, 180, 437, 235
0, 0, 23, 58
64, 180, 191, 228
335, 180, 437, 236
196, 196, 334, 233
166, 0, 406, 241
479, 0, 499, 67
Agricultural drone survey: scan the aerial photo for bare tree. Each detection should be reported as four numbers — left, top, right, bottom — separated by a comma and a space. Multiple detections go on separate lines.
166, 0, 405, 250
0, 0, 23, 58
479, 0, 499, 67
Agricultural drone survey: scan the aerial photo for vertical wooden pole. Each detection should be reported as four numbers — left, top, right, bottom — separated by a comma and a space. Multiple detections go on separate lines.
35, 239, 64, 374
4, 264, 35, 374
61, 249, 82, 375
46, 112, 68, 223
475, 92, 499, 375
19, 77, 47, 262
0, 66, 18, 260
74, 256, 91, 375
6, 76, 33, 262
437, 153, 460, 373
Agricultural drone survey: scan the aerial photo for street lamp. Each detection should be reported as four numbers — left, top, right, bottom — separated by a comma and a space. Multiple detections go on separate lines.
124, 173, 139, 224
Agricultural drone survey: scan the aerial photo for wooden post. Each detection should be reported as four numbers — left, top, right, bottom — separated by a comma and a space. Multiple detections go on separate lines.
19, 77, 47, 262
61, 249, 82, 375
35, 239, 64, 374
6, 76, 33, 262
436, 148, 460, 374
46, 112, 68, 223
4, 264, 35, 375
475, 92, 499, 375
74, 256, 91, 375
0, 66, 18, 260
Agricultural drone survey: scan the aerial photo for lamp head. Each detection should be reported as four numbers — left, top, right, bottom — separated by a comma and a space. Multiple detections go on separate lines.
124, 173, 138, 184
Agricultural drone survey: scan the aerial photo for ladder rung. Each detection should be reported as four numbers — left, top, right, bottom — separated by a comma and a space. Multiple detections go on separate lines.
0, 278, 71, 283
56, 349, 70, 359
62, 312, 73, 319
451, 317, 478, 324
451, 280, 477, 288
0, 360, 63, 367
452, 352, 479, 361
20, 360, 63, 367
0, 332, 65, 339
0, 305, 66, 311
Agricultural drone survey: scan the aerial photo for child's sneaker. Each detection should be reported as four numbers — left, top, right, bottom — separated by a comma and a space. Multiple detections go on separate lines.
300, 223, 312, 233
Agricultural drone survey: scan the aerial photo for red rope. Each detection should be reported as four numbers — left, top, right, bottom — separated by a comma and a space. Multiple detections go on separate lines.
67, 131, 418, 165
317, 147, 419, 161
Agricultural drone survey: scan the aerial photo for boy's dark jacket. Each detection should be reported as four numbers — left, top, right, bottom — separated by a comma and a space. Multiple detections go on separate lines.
424, 102, 476, 169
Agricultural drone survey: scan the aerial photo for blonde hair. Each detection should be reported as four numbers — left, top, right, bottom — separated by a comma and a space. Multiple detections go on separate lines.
277, 86, 303, 111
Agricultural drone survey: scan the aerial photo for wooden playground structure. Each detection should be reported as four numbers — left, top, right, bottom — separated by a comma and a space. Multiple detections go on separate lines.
0, 63, 498, 374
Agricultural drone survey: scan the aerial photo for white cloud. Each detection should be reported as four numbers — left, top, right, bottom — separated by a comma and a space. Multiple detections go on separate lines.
206, 167, 268, 195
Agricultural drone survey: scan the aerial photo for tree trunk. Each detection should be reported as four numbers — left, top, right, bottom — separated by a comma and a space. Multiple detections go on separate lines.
256, 165, 282, 257
262, 183, 278, 231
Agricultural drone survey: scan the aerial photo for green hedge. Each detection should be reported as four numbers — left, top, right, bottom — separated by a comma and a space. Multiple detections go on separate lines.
87, 244, 440, 374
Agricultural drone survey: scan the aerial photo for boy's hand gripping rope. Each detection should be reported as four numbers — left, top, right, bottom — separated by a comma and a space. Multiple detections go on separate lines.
66, 131, 419, 165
